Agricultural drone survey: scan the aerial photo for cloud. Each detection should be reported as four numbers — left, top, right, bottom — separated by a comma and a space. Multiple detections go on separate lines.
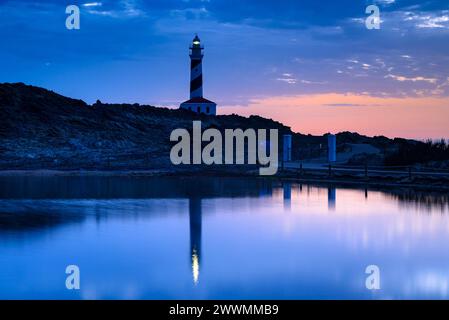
300, 79, 328, 85
276, 77, 297, 85
276, 73, 328, 85
433, 77, 449, 95
349, 7, 449, 32
170, 7, 210, 19
83, 2, 102, 7
323, 103, 380, 107
85, 9, 116, 17
417, 15, 449, 28
401, 11, 449, 29
374, 0, 396, 4
85, 0, 146, 18
385, 74, 438, 84
362, 63, 371, 70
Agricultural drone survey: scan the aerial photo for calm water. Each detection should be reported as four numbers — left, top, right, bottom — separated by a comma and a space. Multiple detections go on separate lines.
0, 176, 448, 299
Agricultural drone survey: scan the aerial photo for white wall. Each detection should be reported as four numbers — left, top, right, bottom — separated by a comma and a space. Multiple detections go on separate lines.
180, 103, 216, 115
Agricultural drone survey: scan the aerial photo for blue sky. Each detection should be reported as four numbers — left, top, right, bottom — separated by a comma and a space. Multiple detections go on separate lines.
0, 0, 448, 110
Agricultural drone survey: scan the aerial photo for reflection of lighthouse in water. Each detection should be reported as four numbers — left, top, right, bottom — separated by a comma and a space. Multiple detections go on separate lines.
328, 187, 336, 210
283, 182, 291, 211
189, 197, 202, 285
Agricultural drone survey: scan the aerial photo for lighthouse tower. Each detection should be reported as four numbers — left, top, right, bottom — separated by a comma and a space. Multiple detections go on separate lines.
180, 35, 217, 115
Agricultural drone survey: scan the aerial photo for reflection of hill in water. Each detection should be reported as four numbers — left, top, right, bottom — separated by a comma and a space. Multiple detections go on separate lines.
0, 176, 448, 235
0, 176, 273, 199
385, 190, 449, 213
0, 201, 86, 234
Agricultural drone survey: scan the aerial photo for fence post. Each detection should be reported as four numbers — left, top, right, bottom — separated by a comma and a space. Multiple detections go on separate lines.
328, 163, 332, 177
365, 164, 368, 178
300, 162, 303, 176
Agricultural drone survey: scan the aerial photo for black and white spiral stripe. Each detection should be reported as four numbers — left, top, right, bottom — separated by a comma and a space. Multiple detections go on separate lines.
190, 58, 203, 98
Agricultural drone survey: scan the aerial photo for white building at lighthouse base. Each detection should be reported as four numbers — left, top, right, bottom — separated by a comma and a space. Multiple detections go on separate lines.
180, 97, 217, 116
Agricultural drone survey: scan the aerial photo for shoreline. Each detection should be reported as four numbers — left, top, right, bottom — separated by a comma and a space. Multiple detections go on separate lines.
1, 169, 448, 192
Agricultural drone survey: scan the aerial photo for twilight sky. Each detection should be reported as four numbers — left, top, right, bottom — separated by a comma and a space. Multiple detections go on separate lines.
0, 0, 448, 139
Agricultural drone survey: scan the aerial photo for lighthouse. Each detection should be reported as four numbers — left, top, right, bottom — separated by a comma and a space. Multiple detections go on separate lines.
180, 35, 217, 115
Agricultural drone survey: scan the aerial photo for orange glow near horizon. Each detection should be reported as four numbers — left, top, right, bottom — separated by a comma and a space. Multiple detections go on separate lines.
220, 93, 449, 140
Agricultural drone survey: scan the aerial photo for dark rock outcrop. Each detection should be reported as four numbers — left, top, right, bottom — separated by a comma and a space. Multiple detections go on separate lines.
0, 83, 291, 170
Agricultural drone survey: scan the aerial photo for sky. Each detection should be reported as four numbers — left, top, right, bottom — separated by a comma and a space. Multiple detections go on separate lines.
0, 0, 448, 139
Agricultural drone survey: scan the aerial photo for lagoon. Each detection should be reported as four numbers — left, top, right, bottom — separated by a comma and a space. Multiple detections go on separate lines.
0, 176, 448, 299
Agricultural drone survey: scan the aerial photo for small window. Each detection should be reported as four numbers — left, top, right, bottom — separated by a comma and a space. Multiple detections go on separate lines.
197, 106, 201, 113
206, 107, 210, 114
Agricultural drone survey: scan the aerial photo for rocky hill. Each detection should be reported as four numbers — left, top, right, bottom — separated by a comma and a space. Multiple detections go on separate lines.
0, 83, 292, 170
0, 82, 431, 171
